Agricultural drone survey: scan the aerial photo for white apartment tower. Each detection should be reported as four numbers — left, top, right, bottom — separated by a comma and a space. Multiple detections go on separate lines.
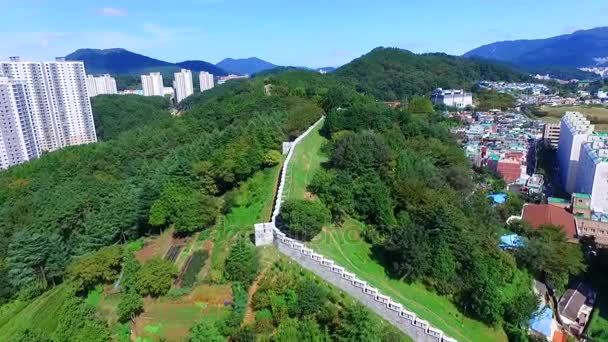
0, 57, 97, 160
557, 112, 595, 193
173, 69, 194, 103
575, 134, 608, 212
86, 74, 117, 97
199, 71, 214, 92
0, 77, 39, 169
141, 72, 164, 96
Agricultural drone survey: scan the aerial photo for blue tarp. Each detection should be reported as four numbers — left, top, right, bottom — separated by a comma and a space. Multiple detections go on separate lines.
530, 306, 553, 338
488, 193, 508, 205
499, 234, 524, 249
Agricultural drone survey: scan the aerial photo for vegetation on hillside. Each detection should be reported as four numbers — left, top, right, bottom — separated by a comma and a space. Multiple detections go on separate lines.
91, 94, 172, 140
0, 72, 324, 306
335, 47, 529, 100
303, 90, 540, 339
188, 257, 409, 341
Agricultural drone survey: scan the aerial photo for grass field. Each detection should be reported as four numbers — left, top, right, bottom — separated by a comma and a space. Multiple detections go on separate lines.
285, 118, 327, 200
532, 105, 608, 131
0, 285, 69, 340
286, 121, 507, 342
133, 295, 230, 341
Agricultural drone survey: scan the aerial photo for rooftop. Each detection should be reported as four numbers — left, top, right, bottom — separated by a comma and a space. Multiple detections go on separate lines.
522, 204, 577, 239
573, 193, 591, 199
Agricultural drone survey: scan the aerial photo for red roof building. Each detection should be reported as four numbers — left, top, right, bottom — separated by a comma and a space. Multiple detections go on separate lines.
522, 204, 577, 240
497, 158, 522, 183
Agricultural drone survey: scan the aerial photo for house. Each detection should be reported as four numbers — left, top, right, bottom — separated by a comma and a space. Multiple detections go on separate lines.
521, 204, 577, 241
557, 282, 596, 337
529, 306, 556, 341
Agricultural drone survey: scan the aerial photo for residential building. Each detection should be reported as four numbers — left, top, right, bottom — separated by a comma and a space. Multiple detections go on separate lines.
521, 204, 577, 241
217, 74, 249, 85
431, 88, 473, 108
0, 56, 97, 158
0, 77, 39, 169
86, 74, 117, 97
597, 89, 607, 99
525, 174, 544, 195
572, 193, 608, 246
163, 87, 175, 101
173, 69, 194, 103
543, 123, 560, 148
574, 133, 608, 212
558, 283, 596, 337
557, 112, 594, 193
141, 72, 164, 96
199, 71, 214, 92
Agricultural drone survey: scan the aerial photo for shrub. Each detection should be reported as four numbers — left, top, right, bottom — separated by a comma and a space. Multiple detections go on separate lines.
279, 199, 330, 240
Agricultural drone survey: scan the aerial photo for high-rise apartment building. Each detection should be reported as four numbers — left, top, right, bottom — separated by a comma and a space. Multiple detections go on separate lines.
86, 74, 117, 97
141, 72, 164, 96
199, 71, 214, 92
543, 122, 560, 148
0, 57, 97, 161
0, 77, 39, 169
557, 112, 595, 193
575, 134, 608, 212
173, 69, 193, 103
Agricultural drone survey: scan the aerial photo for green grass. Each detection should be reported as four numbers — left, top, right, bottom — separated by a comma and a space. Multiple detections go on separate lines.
531, 105, 608, 131
285, 118, 327, 200
310, 220, 506, 342
587, 295, 608, 341
209, 165, 282, 277
0, 285, 70, 340
286, 120, 506, 342
85, 285, 103, 308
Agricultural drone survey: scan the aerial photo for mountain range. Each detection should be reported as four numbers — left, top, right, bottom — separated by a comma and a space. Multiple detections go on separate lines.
65, 48, 281, 76
464, 27, 608, 69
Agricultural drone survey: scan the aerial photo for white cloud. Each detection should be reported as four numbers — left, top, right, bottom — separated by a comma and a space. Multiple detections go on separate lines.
97, 7, 128, 17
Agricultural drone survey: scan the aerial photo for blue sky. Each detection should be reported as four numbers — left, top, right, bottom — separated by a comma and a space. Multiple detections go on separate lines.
1, 0, 607, 68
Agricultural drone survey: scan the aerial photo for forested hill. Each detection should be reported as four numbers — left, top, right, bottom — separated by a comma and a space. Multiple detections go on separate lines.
335, 47, 529, 100
0, 71, 324, 306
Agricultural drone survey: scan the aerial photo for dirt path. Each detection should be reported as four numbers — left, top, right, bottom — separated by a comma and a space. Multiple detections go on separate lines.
242, 264, 271, 326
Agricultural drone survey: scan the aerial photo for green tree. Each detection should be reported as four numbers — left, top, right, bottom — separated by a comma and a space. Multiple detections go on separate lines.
295, 281, 327, 317
67, 245, 123, 292
136, 257, 177, 297
516, 225, 585, 291
279, 200, 330, 240
224, 236, 259, 285
407, 96, 434, 113
273, 318, 300, 342
336, 304, 382, 342
117, 290, 144, 322
189, 319, 225, 342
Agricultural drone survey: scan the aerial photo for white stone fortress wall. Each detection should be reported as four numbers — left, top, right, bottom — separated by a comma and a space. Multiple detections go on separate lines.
254, 116, 457, 342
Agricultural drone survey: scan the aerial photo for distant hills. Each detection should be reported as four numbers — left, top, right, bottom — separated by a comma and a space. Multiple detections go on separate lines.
66, 48, 175, 75
216, 57, 278, 75
65, 48, 285, 76
464, 27, 608, 68
335, 47, 528, 101
66, 48, 228, 76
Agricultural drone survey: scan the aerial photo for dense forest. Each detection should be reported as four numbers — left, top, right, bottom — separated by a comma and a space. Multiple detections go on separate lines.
0, 72, 324, 306
335, 47, 530, 101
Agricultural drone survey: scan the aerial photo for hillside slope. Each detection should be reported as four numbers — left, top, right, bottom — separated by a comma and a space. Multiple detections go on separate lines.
216, 57, 278, 75
335, 47, 528, 100
464, 27, 608, 68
